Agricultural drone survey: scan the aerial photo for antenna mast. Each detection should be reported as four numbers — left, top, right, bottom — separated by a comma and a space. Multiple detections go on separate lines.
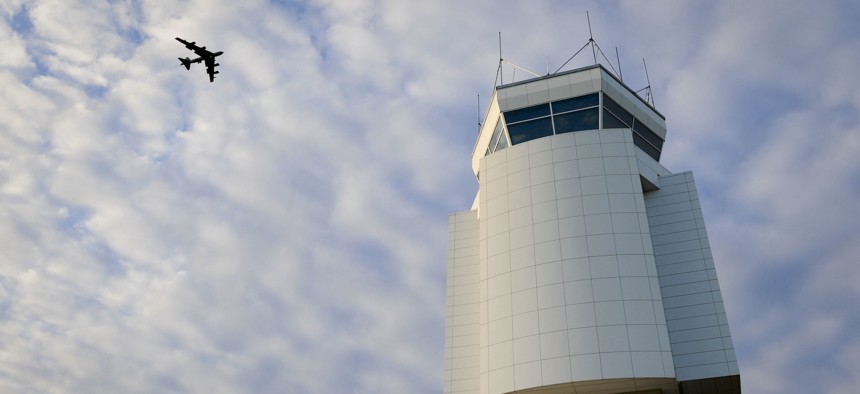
477, 94, 482, 133
495, 32, 503, 86
643, 58, 655, 107
495, 31, 543, 86
555, 41, 592, 74
499, 32, 503, 85
587, 11, 597, 64
493, 13, 653, 102
555, 12, 621, 78
634, 58, 656, 108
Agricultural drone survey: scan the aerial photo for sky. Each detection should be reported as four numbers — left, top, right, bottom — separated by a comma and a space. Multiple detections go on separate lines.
0, 0, 859, 393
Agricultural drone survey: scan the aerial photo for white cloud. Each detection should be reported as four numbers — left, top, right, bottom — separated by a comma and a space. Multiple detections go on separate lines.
0, 22, 29, 68
1, 0, 859, 393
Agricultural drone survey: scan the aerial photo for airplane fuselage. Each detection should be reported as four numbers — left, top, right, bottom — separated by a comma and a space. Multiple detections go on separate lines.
176, 37, 223, 82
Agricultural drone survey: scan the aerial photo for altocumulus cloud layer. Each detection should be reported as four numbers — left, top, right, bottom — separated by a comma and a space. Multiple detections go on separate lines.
0, 0, 858, 393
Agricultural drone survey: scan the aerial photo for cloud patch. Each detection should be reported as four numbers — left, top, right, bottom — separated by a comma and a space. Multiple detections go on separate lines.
1, 1, 859, 393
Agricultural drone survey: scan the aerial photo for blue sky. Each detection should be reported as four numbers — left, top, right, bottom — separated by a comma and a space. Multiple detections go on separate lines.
0, 0, 858, 392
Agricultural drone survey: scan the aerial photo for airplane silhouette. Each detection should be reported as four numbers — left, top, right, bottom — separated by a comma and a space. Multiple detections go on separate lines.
176, 37, 223, 82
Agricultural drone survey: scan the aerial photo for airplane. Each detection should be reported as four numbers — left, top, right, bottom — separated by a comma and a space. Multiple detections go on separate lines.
175, 37, 223, 82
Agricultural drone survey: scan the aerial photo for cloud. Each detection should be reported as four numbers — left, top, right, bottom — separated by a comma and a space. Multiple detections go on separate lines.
1, 0, 859, 393
0, 17, 29, 68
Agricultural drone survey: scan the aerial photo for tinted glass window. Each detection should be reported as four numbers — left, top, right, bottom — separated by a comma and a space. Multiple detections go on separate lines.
552, 93, 598, 114
504, 103, 550, 124
603, 96, 634, 126
633, 133, 661, 161
496, 133, 509, 150
508, 117, 553, 144
554, 108, 599, 134
633, 122, 664, 151
602, 109, 628, 129
489, 119, 504, 152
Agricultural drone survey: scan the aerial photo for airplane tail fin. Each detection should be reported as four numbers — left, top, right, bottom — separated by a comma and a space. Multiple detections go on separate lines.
178, 57, 192, 70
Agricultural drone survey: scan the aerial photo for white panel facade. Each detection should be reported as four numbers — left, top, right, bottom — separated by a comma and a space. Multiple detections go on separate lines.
446, 211, 481, 394
476, 131, 674, 394
644, 173, 739, 381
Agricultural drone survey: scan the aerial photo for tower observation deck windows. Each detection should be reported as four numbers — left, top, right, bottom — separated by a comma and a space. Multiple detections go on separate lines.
632, 133, 661, 160
503, 93, 599, 145
503, 103, 550, 123
602, 109, 628, 130
485, 117, 510, 156
492, 91, 666, 161
554, 107, 599, 134
552, 94, 599, 113
602, 94, 634, 125
633, 122, 663, 152
508, 117, 554, 145
489, 119, 504, 151
602, 96, 665, 161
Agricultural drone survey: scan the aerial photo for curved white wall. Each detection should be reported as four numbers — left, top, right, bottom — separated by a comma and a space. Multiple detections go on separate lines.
477, 130, 674, 393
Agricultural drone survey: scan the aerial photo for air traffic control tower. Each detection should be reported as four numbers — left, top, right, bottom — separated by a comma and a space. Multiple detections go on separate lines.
445, 64, 741, 394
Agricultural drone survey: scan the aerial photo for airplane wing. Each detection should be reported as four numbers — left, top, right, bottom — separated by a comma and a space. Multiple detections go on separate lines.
204, 56, 219, 83
176, 37, 214, 57
175, 37, 196, 49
